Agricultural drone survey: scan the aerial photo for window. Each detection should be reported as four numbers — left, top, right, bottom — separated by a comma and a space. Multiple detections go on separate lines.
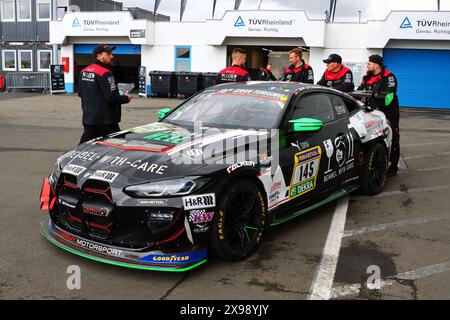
38, 50, 52, 71
57, 7, 67, 20
2, 50, 16, 70
18, 50, 33, 71
37, 0, 51, 21
17, 0, 31, 21
174, 46, 191, 72
328, 94, 349, 119
1, 0, 15, 21
291, 93, 335, 123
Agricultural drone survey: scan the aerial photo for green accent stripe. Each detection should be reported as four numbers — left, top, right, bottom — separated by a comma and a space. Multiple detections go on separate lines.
40, 230, 207, 272
270, 187, 358, 227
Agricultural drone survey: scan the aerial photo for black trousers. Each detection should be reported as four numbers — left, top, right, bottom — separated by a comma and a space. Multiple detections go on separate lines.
79, 124, 120, 145
389, 127, 400, 173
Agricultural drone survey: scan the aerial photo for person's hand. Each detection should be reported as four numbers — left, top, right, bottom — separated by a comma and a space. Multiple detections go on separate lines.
125, 91, 133, 102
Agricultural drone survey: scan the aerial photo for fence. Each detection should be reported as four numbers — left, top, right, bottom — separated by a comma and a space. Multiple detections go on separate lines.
4, 72, 50, 93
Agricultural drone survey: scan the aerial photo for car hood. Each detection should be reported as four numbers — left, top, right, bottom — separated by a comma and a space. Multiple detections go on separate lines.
57, 122, 269, 186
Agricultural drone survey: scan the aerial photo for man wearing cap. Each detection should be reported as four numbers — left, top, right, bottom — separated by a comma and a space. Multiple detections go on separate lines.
317, 54, 354, 92
358, 54, 400, 177
78, 44, 132, 144
282, 48, 314, 84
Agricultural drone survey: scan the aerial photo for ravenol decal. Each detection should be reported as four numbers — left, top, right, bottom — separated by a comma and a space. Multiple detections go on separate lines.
72, 18, 81, 28
289, 146, 322, 200
234, 16, 245, 27
400, 16, 413, 29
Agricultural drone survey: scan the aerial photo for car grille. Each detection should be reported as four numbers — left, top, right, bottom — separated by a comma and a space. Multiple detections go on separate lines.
50, 173, 188, 249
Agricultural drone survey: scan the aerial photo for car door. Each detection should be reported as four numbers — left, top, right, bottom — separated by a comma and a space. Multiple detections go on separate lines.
326, 93, 364, 187
277, 92, 342, 209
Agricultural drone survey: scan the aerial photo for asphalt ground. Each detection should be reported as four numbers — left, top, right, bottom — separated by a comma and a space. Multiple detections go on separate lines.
0, 92, 449, 300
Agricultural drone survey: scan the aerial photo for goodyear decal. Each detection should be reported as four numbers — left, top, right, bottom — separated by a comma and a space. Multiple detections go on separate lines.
138, 248, 208, 265
289, 146, 322, 200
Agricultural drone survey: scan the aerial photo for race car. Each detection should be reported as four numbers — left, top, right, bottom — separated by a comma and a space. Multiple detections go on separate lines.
40, 82, 392, 271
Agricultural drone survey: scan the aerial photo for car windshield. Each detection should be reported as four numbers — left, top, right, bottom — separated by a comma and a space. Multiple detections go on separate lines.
163, 88, 289, 129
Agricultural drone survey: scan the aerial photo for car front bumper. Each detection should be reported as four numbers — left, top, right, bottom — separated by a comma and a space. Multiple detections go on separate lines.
40, 218, 208, 272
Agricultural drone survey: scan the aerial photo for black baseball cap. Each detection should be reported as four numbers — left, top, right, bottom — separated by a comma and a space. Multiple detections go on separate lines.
323, 53, 342, 64
368, 54, 384, 67
93, 44, 116, 56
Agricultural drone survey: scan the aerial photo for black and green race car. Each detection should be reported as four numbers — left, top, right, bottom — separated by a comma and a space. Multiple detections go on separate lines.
40, 81, 392, 271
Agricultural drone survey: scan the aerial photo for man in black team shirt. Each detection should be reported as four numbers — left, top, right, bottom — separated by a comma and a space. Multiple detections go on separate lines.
358, 54, 400, 176
216, 48, 251, 84
78, 44, 132, 144
259, 63, 277, 81
317, 53, 354, 92
282, 48, 314, 83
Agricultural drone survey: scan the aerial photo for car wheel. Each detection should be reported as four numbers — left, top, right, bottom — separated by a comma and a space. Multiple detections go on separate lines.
361, 142, 388, 195
210, 178, 266, 261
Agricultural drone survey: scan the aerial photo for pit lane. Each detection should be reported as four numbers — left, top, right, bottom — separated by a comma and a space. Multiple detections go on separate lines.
0, 93, 449, 299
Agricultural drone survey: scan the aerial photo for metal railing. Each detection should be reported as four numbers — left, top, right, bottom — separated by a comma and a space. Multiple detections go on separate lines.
4, 72, 50, 93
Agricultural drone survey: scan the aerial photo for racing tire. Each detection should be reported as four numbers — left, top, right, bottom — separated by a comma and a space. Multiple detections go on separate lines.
360, 142, 388, 195
210, 178, 266, 261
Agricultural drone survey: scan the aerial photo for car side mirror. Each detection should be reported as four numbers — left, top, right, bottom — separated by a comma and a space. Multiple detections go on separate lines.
157, 108, 171, 120
288, 118, 323, 132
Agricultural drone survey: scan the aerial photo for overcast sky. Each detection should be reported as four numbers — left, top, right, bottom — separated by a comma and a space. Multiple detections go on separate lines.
120, 0, 450, 21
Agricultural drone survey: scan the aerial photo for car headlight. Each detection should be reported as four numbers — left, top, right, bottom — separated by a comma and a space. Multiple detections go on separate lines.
124, 176, 211, 198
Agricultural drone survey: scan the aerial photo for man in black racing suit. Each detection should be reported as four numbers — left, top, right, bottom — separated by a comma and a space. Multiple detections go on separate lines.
358, 54, 400, 176
282, 48, 314, 84
317, 53, 354, 92
78, 44, 132, 144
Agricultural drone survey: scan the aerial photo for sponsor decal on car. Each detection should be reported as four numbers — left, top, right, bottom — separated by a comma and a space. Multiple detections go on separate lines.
97, 156, 168, 175
57, 230, 122, 256
82, 206, 111, 217
270, 181, 282, 193
193, 223, 210, 233
183, 193, 216, 210
138, 248, 208, 264
218, 210, 225, 240
226, 161, 256, 173
137, 199, 168, 206
89, 170, 119, 183
62, 150, 100, 161
59, 199, 76, 209
289, 146, 321, 199
62, 164, 87, 176
188, 209, 214, 224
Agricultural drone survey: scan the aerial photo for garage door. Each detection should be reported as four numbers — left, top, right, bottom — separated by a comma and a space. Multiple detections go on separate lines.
383, 49, 450, 109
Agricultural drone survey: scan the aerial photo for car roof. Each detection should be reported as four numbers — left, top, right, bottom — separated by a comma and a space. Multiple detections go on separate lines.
211, 81, 314, 97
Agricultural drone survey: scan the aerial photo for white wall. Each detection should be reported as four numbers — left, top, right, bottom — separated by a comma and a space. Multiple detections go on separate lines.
191, 46, 227, 72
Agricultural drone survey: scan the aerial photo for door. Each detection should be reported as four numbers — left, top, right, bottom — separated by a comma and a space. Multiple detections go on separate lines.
278, 92, 341, 209
383, 48, 450, 109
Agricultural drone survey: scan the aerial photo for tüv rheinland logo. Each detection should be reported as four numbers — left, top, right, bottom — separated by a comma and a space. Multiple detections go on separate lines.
400, 16, 413, 29
234, 16, 245, 27
72, 18, 81, 27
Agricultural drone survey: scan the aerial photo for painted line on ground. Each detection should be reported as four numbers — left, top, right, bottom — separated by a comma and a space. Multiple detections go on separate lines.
416, 165, 450, 173
331, 260, 450, 299
343, 213, 450, 238
351, 185, 450, 201
403, 151, 450, 160
307, 196, 349, 300
402, 133, 450, 140
402, 141, 450, 148
398, 154, 408, 171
